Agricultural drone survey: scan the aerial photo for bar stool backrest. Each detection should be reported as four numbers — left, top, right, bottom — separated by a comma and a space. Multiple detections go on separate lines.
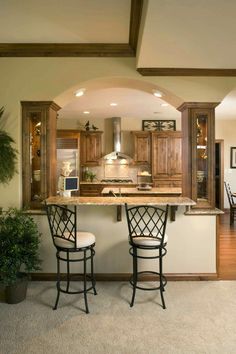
125, 204, 169, 246
224, 182, 234, 207
45, 204, 76, 248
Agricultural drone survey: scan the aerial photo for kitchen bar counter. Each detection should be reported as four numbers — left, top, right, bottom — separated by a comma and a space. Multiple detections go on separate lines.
39, 196, 216, 277
46, 195, 195, 206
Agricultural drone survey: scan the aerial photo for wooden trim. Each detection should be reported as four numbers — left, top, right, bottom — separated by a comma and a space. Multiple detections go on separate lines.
129, 0, 143, 53
30, 272, 218, 281
216, 215, 220, 277
0, 0, 143, 57
215, 139, 224, 210
177, 102, 220, 111
0, 43, 134, 57
137, 68, 236, 77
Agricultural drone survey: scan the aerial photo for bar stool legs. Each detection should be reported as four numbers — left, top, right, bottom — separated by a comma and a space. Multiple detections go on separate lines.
130, 247, 137, 307
54, 253, 61, 310
91, 248, 97, 296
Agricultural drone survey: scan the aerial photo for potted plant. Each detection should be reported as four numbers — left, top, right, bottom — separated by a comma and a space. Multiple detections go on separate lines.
0, 106, 18, 185
0, 208, 41, 304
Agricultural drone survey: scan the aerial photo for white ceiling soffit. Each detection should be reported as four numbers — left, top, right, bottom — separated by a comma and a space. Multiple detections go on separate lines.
59, 87, 181, 120
216, 90, 236, 120
137, 0, 236, 69
0, 0, 130, 43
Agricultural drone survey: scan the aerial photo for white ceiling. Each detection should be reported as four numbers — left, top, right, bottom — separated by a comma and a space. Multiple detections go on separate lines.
0, 0, 130, 43
59, 87, 181, 120
137, 0, 236, 68
1, 0, 236, 120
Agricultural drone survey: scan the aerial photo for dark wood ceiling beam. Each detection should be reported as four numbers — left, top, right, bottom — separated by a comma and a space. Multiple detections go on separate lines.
129, 0, 143, 53
0, 43, 135, 57
0, 0, 143, 57
137, 67, 236, 76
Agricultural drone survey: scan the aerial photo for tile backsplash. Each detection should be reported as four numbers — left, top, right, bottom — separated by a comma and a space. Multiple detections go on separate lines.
82, 162, 151, 183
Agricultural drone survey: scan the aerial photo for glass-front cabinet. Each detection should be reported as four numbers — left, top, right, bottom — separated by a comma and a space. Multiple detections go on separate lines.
22, 101, 60, 209
178, 102, 218, 209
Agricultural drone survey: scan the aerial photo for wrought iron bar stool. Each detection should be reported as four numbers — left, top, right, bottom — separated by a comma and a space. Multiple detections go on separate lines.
224, 181, 236, 225
125, 204, 169, 309
45, 203, 97, 313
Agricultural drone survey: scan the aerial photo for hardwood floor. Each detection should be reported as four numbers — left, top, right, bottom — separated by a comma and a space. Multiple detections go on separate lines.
218, 211, 236, 279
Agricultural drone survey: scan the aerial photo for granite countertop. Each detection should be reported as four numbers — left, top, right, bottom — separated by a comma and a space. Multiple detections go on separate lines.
45, 196, 195, 206
101, 187, 182, 195
80, 181, 137, 185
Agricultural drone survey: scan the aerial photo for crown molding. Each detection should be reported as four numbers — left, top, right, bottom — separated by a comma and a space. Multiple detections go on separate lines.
137, 67, 236, 76
0, 0, 143, 57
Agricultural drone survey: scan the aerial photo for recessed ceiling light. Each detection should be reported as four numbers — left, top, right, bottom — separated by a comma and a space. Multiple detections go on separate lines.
110, 102, 118, 106
152, 90, 163, 98
161, 103, 169, 107
75, 88, 86, 97
83, 111, 90, 114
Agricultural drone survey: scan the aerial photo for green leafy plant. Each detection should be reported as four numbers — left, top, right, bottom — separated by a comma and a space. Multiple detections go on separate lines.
84, 170, 97, 182
0, 208, 41, 285
0, 106, 18, 184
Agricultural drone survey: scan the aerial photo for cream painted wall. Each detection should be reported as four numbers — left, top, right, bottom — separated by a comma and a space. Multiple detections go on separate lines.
1, 57, 234, 208
34, 206, 216, 274
0, 56, 228, 274
215, 119, 236, 208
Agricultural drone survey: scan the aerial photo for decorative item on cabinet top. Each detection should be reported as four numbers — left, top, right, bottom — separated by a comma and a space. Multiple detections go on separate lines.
230, 147, 236, 168
142, 120, 176, 132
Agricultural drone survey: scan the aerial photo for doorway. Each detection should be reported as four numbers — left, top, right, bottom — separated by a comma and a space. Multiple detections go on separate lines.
215, 140, 224, 209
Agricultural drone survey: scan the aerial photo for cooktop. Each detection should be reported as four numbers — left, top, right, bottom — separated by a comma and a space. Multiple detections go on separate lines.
101, 179, 133, 183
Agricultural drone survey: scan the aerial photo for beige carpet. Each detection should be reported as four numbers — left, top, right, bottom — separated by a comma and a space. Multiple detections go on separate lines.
1, 281, 236, 354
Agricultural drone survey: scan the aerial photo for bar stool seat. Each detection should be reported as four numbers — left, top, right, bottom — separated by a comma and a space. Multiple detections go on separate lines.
131, 234, 168, 247
54, 232, 96, 249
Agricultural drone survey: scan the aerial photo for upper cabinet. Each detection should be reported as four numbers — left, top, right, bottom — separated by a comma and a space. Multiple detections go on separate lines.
178, 102, 218, 209
21, 101, 60, 209
152, 131, 182, 187
80, 131, 103, 166
131, 131, 151, 165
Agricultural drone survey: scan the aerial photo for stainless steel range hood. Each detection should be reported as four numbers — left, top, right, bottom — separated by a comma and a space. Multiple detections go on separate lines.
103, 117, 132, 161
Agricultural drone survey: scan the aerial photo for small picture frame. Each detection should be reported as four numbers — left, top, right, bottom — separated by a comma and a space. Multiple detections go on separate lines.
230, 147, 236, 168
142, 120, 176, 132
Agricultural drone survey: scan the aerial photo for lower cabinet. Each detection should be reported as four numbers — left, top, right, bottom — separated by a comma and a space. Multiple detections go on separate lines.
153, 179, 182, 188
80, 184, 103, 196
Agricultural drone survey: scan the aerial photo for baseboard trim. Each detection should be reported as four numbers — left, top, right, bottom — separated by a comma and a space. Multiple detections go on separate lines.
30, 272, 218, 281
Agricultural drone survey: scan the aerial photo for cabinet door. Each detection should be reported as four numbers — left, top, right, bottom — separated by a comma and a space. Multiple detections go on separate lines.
132, 131, 150, 164
80, 184, 103, 196
152, 133, 169, 179
80, 131, 102, 166
168, 132, 182, 179
22, 101, 60, 209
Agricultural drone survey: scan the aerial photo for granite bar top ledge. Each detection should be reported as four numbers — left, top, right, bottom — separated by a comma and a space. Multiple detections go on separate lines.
45, 196, 196, 206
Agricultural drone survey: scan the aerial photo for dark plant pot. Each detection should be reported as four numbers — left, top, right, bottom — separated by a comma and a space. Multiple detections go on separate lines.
5, 273, 28, 304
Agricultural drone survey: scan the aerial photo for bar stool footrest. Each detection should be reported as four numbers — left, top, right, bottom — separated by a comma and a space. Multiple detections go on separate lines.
130, 271, 167, 291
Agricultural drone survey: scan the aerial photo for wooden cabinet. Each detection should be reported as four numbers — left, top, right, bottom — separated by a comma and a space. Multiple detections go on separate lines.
21, 101, 60, 209
80, 131, 103, 166
131, 131, 151, 164
80, 184, 103, 196
178, 102, 218, 209
152, 131, 182, 188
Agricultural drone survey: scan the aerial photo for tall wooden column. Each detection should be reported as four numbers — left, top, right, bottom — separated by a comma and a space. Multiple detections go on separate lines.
178, 102, 219, 209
